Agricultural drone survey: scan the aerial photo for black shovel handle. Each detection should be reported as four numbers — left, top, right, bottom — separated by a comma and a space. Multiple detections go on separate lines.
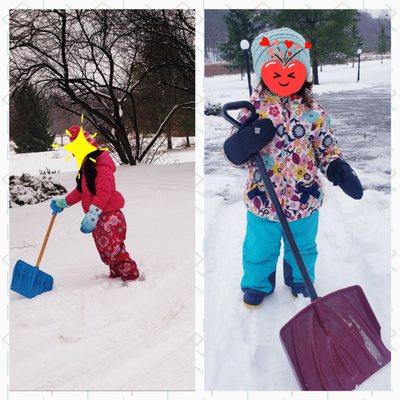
253, 153, 319, 301
221, 101, 258, 129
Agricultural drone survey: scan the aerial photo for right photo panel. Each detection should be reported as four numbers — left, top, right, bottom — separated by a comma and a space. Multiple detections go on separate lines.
204, 9, 391, 391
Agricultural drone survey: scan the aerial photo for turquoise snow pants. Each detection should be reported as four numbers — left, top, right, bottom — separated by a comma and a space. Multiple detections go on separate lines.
241, 210, 319, 294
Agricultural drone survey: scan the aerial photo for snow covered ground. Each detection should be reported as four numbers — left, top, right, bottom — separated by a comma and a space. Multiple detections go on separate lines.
10, 162, 195, 390
205, 59, 391, 104
204, 59, 391, 390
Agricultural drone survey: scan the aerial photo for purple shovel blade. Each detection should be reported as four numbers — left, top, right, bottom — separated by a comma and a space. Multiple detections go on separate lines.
280, 285, 390, 391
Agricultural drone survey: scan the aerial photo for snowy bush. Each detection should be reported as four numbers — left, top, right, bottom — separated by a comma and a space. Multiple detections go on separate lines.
39, 167, 61, 175
205, 101, 222, 116
10, 173, 67, 207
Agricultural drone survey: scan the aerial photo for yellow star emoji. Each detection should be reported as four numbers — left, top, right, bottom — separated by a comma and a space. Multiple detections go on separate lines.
63, 126, 97, 170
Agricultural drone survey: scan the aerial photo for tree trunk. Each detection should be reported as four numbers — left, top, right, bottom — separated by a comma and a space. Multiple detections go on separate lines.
138, 101, 194, 163
113, 139, 129, 165
123, 143, 136, 165
186, 134, 190, 148
167, 132, 173, 150
320, 64, 322, 72
116, 125, 136, 165
312, 59, 319, 85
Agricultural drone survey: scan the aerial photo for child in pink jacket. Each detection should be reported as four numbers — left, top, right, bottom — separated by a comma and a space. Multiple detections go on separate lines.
51, 125, 139, 281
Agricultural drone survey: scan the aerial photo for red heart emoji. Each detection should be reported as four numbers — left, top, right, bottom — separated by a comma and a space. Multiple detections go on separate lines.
261, 60, 306, 97
259, 37, 270, 47
284, 40, 293, 48
305, 41, 312, 49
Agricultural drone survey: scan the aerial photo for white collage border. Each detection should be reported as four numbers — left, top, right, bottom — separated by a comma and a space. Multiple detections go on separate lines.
0, 0, 398, 399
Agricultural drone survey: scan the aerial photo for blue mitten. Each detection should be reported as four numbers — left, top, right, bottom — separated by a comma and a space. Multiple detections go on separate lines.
50, 198, 68, 214
327, 158, 363, 200
80, 204, 102, 234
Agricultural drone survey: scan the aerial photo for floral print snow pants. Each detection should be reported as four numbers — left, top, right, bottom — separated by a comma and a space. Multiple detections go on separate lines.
92, 210, 139, 281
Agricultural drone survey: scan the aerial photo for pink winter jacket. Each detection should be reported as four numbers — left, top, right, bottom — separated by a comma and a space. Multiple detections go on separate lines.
66, 151, 125, 213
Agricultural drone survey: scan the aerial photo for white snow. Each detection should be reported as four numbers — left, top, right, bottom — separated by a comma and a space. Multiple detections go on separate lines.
10, 136, 195, 176
204, 59, 391, 390
10, 149, 77, 175
205, 59, 391, 105
10, 162, 195, 390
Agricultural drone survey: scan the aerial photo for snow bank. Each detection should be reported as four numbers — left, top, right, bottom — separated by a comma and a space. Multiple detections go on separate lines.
10, 149, 77, 176
10, 162, 195, 390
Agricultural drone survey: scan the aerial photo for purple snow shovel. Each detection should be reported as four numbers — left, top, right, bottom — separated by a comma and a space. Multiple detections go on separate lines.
222, 101, 390, 391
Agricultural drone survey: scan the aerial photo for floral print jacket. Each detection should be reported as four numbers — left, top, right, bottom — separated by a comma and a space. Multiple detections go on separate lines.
237, 90, 342, 222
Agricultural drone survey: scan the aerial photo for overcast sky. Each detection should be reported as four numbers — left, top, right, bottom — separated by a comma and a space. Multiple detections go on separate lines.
364, 9, 389, 18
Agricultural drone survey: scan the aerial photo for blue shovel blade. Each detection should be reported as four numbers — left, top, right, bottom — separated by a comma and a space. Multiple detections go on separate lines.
11, 260, 53, 299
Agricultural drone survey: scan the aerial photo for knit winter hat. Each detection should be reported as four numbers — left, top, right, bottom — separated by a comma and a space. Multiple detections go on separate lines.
66, 125, 97, 146
251, 27, 313, 83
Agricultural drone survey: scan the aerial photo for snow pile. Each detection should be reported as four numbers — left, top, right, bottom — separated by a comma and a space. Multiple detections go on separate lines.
9, 173, 67, 207
10, 162, 194, 390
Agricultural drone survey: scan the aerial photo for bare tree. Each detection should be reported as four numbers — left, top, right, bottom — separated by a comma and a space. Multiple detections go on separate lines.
10, 9, 195, 164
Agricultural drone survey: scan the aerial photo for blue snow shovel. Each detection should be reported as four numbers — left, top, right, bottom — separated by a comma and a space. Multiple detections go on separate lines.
11, 212, 57, 298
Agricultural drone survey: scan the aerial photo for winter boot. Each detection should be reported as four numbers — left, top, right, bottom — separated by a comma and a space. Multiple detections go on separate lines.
109, 266, 121, 279
289, 283, 310, 298
120, 260, 140, 282
243, 288, 269, 307
284, 260, 310, 298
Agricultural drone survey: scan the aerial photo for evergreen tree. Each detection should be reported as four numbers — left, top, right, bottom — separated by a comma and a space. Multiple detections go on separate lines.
219, 10, 261, 76
350, 22, 363, 68
10, 83, 54, 153
272, 10, 359, 84
377, 21, 389, 63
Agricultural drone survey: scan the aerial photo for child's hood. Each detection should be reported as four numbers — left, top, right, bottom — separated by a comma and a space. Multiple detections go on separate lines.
96, 151, 116, 172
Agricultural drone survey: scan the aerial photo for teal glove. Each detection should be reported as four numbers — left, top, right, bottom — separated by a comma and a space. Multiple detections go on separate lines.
50, 198, 68, 214
80, 204, 102, 234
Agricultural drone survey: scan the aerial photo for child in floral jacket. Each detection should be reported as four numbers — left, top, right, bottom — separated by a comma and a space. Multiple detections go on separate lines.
50, 125, 140, 282
238, 28, 363, 306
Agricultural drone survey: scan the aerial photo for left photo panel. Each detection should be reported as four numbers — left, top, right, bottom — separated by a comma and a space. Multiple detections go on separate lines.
9, 9, 195, 390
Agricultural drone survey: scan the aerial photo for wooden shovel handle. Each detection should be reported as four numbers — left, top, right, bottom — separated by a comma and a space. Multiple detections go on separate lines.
35, 213, 57, 268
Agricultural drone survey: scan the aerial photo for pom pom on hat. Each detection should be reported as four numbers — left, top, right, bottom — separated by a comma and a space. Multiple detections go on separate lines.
66, 125, 97, 146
